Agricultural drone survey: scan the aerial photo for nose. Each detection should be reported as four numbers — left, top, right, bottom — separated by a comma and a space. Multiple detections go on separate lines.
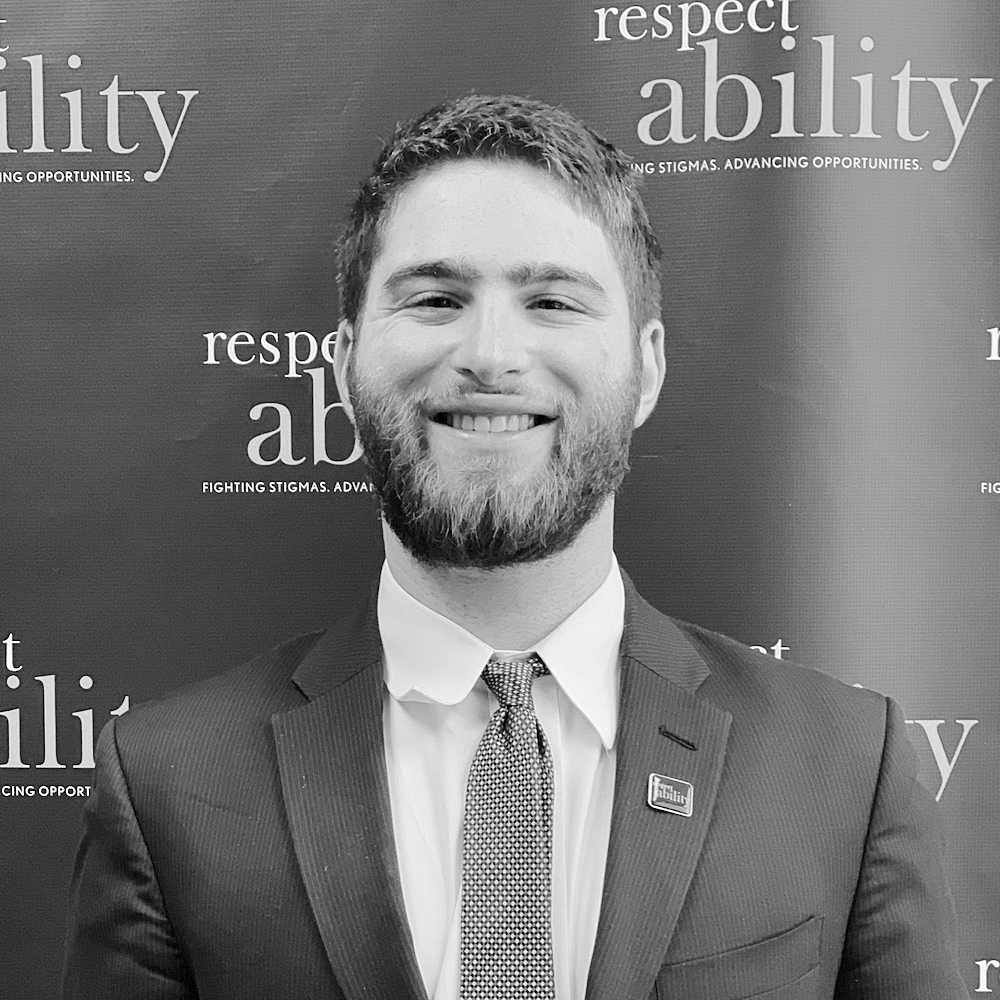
450, 299, 531, 386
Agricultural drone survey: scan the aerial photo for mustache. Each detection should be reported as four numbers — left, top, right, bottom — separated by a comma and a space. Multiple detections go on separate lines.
377, 379, 566, 419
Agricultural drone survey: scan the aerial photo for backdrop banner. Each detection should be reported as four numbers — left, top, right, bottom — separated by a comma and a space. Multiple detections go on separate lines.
2, 1, 998, 996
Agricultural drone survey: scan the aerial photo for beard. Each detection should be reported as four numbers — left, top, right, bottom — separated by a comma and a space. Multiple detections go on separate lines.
347, 362, 641, 570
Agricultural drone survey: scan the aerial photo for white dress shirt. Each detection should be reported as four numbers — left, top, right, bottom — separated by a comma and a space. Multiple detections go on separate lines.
378, 559, 624, 1000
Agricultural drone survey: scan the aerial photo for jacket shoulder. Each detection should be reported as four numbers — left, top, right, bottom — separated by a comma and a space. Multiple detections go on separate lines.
669, 616, 891, 737
110, 630, 324, 763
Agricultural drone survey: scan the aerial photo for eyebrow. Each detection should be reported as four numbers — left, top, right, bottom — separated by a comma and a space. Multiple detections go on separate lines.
382, 258, 610, 301
383, 260, 481, 292
505, 262, 609, 300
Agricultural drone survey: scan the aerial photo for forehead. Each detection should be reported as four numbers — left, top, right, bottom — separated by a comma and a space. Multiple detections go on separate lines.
370, 159, 627, 298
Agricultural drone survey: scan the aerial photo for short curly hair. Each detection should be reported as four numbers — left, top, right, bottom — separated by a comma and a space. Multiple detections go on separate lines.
335, 94, 662, 332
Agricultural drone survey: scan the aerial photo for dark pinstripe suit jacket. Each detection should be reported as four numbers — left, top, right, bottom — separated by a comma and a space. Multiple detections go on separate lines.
63, 578, 969, 1000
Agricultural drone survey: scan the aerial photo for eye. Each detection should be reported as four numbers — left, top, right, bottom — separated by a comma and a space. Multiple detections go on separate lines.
531, 296, 578, 311
409, 293, 461, 309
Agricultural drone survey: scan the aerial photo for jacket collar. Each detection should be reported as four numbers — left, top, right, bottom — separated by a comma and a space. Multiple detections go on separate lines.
280, 569, 730, 1000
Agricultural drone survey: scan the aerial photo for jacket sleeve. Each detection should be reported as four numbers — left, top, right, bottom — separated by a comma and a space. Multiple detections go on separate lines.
62, 719, 198, 999
835, 697, 970, 1000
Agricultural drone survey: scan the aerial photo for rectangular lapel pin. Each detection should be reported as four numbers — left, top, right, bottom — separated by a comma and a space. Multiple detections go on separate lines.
647, 772, 694, 817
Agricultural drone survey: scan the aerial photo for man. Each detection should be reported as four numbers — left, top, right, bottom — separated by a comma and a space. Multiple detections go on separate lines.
63, 95, 968, 999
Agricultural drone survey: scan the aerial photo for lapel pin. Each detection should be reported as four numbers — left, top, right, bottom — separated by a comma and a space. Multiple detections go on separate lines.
647, 772, 694, 817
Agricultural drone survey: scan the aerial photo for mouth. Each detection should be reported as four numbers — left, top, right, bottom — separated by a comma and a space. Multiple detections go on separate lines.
431, 412, 556, 434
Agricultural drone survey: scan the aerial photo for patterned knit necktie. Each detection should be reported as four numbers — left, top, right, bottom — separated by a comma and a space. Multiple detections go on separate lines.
460, 655, 556, 1000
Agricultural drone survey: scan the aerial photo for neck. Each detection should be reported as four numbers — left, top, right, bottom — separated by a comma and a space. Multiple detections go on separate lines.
382, 502, 616, 650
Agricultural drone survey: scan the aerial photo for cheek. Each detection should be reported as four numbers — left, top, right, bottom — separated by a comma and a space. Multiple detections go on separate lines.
354, 330, 444, 394
547, 339, 634, 398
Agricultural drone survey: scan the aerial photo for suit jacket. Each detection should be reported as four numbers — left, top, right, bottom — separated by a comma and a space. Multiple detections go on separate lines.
63, 578, 969, 1000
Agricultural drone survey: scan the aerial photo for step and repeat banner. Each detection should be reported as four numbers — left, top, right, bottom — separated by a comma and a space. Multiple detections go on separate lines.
2, 0, 998, 996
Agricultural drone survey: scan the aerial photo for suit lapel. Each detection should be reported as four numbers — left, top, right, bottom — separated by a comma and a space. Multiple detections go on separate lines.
270, 575, 728, 1000
586, 580, 732, 1000
272, 594, 427, 1000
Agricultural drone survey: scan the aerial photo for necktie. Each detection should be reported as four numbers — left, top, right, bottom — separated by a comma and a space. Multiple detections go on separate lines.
460, 655, 556, 1000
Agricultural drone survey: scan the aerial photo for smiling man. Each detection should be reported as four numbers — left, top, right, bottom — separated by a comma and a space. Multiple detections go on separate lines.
64, 95, 968, 1000
338, 155, 660, 577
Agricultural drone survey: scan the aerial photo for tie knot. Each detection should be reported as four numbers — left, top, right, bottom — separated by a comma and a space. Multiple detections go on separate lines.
482, 655, 548, 708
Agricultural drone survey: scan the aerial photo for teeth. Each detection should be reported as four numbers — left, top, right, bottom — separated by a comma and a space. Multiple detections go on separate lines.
441, 413, 541, 433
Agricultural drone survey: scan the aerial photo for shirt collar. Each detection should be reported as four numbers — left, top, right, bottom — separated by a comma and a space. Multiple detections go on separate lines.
378, 559, 624, 749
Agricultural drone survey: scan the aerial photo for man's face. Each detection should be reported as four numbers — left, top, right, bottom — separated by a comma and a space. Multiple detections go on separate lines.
334, 158, 664, 568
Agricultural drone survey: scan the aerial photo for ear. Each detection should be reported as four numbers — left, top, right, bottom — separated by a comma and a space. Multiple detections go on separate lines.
633, 318, 665, 428
332, 319, 357, 426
